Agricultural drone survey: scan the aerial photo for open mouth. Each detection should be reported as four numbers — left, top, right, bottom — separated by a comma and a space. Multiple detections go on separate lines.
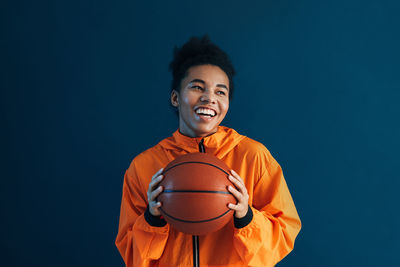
195, 107, 217, 118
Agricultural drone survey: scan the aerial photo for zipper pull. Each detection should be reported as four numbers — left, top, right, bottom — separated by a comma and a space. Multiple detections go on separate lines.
198, 138, 205, 153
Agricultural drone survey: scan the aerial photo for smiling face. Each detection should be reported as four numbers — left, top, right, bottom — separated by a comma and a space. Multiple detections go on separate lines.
171, 64, 230, 138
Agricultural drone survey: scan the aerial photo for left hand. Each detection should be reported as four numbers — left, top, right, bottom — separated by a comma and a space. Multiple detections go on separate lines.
227, 170, 249, 218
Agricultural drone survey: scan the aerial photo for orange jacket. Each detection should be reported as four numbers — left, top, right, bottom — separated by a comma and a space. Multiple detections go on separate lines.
115, 126, 301, 267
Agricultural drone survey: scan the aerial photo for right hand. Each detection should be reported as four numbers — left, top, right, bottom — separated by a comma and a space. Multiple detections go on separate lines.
147, 168, 164, 216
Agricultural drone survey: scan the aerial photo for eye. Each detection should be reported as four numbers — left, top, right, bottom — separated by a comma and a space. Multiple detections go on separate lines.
217, 90, 226, 96
191, 85, 203, 90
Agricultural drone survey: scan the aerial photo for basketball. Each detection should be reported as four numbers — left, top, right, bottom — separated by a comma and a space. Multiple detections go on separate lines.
157, 152, 236, 235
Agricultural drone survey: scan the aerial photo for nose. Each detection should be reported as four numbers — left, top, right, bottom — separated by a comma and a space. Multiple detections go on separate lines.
200, 89, 216, 104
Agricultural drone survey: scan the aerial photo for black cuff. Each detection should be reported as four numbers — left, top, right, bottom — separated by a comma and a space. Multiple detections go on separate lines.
144, 206, 167, 227
234, 205, 253, 229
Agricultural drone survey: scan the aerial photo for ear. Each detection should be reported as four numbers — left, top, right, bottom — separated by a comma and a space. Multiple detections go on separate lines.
171, 90, 179, 107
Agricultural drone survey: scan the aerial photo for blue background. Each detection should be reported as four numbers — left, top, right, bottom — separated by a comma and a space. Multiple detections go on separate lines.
2, 0, 399, 266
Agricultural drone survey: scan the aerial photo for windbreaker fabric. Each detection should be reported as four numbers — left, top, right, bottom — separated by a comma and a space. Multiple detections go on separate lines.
115, 126, 301, 267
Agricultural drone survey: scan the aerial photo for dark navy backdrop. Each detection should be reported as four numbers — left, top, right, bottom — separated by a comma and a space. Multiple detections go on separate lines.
2, 0, 399, 266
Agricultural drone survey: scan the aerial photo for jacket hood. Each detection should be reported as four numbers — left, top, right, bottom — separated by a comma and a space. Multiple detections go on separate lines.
158, 126, 246, 159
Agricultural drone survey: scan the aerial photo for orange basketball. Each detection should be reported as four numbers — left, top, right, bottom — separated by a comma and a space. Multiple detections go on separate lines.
158, 152, 236, 235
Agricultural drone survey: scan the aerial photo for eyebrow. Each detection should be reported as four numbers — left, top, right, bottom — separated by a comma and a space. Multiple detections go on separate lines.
189, 79, 229, 90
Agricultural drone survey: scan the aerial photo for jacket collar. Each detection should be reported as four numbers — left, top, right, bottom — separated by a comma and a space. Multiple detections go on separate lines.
159, 126, 246, 158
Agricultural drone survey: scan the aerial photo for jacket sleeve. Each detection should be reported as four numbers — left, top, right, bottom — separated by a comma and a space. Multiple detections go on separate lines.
115, 161, 170, 267
233, 148, 302, 267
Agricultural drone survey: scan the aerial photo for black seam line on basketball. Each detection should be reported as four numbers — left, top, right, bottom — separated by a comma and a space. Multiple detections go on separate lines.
160, 208, 232, 223
163, 189, 232, 194
163, 161, 229, 176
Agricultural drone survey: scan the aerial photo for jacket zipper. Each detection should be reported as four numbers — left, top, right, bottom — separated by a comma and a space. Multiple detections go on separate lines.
192, 235, 199, 267
192, 138, 205, 267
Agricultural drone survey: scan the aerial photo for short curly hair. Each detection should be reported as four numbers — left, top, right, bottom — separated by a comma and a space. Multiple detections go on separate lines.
169, 35, 236, 100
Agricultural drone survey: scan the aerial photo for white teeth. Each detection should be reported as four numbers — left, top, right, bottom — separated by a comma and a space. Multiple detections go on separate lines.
195, 108, 216, 117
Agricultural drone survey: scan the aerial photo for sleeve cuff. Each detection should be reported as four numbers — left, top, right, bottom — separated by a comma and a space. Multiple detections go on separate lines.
234, 205, 253, 229
144, 206, 167, 227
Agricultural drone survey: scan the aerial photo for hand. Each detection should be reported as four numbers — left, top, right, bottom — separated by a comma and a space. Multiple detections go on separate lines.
227, 170, 249, 219
147, 168, 164, 216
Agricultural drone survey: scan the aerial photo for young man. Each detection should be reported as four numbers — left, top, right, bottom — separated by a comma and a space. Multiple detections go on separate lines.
115, 36, 301, 267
